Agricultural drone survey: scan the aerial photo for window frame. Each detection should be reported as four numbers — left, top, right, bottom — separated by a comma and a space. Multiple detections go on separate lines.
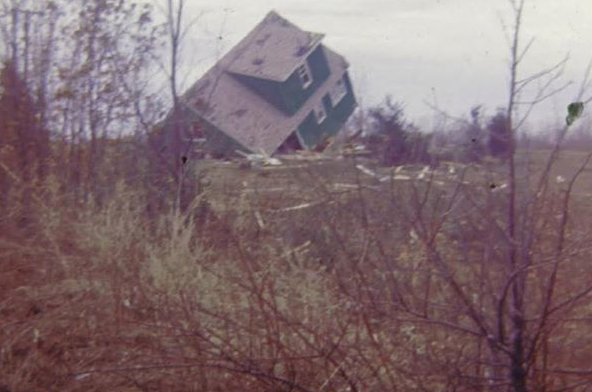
296, 62, 313, 89
314, 102, 327, 124
329, 76, 348, 106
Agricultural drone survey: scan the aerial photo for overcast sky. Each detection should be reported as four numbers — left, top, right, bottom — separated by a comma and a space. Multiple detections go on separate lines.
174, 0, 592, 130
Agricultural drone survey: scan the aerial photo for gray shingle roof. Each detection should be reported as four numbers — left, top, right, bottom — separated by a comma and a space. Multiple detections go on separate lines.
181, 11, 350, 155
226, 12, 325, 81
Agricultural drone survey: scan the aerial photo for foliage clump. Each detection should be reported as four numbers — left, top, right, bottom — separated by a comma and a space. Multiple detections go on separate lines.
362, 97, 433, 166
487, 109, 512, 158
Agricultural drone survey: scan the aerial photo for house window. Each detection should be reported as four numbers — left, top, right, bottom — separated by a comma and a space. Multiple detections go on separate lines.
297, 63, 313, 89
314, 102, 326, 124
329, 76, 348, 106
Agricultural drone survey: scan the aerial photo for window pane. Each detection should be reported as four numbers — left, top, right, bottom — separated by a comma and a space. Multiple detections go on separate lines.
298, 63, 312, 88
330, 76, 347, 106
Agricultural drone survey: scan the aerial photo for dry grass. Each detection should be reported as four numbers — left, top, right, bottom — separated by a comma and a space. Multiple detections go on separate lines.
1, 151, 592, 391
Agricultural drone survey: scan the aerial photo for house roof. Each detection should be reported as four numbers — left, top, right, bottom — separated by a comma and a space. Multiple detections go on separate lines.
181, 11, 350, 155
226, 12, 325, 82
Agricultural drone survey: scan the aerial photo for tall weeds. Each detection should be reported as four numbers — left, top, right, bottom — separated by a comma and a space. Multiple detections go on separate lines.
2, 155, 592, 391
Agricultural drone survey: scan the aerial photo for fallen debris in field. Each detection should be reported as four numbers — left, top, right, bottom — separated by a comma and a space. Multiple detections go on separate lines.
390, 174, 412, 181
254, 211, 265, 229
278, 240, 312, 260
276, 200, 331, 212
341, 143, 371, 157
355, 164, 378, 178
243, 187, 290, 193
280, 151, 329, 161
333, 183, 361, 189
409, 229, 419, 242
417, 166, 431, 180
236, 149, 282, 166
491, 182, 508, 191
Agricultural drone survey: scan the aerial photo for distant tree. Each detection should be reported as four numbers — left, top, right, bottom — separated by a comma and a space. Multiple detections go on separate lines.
446, 105, 488, 163
366, 96, 431, 165
368, 97, 407, 164
463, 105, 487, 162
487, 109, 511, 158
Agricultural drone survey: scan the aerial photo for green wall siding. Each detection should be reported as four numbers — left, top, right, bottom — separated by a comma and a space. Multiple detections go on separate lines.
296, 71, 357, 148
280, 44, 331, 115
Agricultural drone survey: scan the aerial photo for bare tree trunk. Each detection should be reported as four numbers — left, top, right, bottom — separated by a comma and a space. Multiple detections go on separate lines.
165, 0, 187, 212
506, 2, 527, 390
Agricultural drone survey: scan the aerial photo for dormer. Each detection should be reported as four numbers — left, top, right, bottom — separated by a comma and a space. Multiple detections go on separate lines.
226, 11, 331, 115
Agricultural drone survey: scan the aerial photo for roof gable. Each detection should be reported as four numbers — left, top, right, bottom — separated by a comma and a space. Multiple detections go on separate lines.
226, 11, 324, 82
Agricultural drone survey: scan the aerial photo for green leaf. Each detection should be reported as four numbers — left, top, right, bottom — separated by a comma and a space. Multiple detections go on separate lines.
566, 102, 584, 126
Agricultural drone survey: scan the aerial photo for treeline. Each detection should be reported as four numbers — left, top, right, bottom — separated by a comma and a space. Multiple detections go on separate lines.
354, 97, 591, 166
0, 0, 187, 234
354, 99, 514, 166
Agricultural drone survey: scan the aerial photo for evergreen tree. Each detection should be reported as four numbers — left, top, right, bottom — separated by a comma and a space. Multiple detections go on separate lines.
367, 96, 431, 165
487, 109, 511, 158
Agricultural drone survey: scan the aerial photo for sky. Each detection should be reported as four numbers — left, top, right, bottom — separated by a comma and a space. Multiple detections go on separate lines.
171, 0, 592, 131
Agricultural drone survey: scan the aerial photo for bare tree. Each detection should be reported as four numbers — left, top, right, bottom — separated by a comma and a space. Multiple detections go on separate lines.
165, 0, 187, 212
148, 0, 203, 213
387, 1, 592, 391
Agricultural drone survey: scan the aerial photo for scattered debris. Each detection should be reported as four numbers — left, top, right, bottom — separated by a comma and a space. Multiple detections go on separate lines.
279, 240, 312, 259
490, 182, 508, 192
243, 187, 289, 193
277, 200, 330, 212
355, 164, 378, 178
236, 150, 282, 166
341, 143, 371, 157
333, 183, 361, 190
417, 166, 431, 180
393, 174, 412, 181
75, 373, 91, 381
254, 211, 265, 229
33, 328, 41, 344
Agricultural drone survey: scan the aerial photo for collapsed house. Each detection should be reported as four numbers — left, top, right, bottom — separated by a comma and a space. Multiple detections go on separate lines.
166, 10, 357, 158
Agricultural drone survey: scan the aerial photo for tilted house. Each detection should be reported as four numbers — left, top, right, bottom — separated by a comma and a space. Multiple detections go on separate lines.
177, 10, 357, 157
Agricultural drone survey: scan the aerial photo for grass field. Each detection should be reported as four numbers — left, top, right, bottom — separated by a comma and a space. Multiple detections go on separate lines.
1, 148, 592, 391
